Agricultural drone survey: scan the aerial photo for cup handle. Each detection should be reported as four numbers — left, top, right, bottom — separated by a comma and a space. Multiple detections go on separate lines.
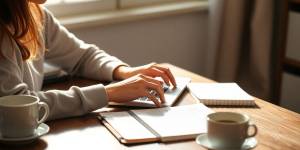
38, 102, 49, 124
247, 123, 258, 137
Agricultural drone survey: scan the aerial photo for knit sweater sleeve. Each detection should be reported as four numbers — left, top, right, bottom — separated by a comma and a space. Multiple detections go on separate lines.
43, 8, 128, 81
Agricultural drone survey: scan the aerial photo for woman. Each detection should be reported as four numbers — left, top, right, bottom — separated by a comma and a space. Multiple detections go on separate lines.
0, 0, 176, 120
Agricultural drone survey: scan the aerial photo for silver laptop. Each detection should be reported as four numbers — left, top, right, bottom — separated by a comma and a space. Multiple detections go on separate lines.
109, 77, 191, 107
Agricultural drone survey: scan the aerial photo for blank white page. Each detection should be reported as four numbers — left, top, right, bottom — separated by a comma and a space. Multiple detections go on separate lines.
188, 83, 254, 100
100, 111, 156, 140
132, 104, 213, 141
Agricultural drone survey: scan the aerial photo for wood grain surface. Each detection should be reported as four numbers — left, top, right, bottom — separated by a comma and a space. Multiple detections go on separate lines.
1, 63, 299, 150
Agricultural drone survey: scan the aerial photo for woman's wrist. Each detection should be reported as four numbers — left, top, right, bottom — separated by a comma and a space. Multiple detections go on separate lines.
113, 65, 132, 80
105, 84, 116, 102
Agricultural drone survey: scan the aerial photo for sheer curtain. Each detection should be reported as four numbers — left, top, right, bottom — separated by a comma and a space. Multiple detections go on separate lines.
206, 0, 279, 101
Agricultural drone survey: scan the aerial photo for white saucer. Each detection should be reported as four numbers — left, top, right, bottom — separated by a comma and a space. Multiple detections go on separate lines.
196, 133, 257, 150
0, 123, 49, 144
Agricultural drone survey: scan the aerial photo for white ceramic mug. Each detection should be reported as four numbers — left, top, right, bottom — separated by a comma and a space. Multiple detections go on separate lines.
207, 112, 257, 149
0, 95, 49, 138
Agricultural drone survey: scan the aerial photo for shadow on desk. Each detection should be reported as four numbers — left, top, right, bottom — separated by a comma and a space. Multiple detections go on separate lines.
0, 139, 47, 150
45, 114, 101, 134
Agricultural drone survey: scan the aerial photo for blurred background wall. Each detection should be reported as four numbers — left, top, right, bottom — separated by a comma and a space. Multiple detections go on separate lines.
70, 11, 208, 75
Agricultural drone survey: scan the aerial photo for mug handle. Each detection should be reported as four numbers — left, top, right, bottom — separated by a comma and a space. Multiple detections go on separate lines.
247, 122, 258, 137
38, 102, 49, 124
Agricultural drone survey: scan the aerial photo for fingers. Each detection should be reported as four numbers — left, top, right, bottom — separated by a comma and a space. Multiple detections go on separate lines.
145, 91, 161, 107
146, 68, 170, 86
139, 74, 164, 86
152, 65, 177, 87
140, 75, 166, 104
106, 74, 165, 107
145, 63, 177, 87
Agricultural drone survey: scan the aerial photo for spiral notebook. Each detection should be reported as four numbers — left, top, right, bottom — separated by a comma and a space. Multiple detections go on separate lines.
98, 104, 213, 144
187, 83, 255, 106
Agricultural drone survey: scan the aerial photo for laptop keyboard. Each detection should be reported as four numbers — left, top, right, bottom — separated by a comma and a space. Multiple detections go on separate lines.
138, 84, 169, 101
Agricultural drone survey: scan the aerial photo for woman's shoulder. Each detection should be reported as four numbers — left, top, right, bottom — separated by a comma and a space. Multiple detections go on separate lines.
41, 6, 53, 17
40, 6, 62, 48
40, 6, 63, 36
41, 6, 57, 25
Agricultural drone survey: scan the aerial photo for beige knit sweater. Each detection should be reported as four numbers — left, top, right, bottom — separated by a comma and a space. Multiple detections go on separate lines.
0, 8, 126, 121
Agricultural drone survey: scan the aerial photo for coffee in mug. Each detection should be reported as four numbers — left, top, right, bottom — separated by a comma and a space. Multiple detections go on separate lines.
207, 112, 257, 149
0, 95, 49, 138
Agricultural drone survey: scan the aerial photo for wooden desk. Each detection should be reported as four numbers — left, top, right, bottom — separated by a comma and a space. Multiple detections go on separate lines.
1, 64, 299, 150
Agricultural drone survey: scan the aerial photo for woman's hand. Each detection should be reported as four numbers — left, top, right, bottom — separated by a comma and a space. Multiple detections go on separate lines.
113, 63, 177, 87
105, 74, 165, 107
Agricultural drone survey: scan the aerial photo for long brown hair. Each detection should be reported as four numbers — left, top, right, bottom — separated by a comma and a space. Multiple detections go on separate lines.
0, 0, 43, 60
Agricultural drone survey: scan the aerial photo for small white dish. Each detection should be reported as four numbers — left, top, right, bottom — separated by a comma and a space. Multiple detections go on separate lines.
196, 133, 257, 150
0, 123, 49, 144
